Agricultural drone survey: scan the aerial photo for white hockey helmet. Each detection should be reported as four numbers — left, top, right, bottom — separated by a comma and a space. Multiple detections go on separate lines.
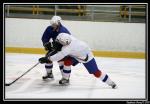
56, 33, 72, 46
50, 15, 62, 25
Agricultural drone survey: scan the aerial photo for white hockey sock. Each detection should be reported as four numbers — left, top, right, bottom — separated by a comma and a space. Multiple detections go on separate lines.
62, 65, 71, 80
45, 63, 53, 74
104, 77, 114, 85
99, 72, 113, 85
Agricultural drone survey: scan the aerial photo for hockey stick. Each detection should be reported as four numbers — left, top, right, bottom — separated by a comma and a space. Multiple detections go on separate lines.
5, 62, 40, 86
5, 50, 56, 86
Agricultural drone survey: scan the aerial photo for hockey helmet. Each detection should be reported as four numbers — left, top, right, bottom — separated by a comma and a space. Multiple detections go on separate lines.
56, 33, 72, 46
50, 15, 62, 25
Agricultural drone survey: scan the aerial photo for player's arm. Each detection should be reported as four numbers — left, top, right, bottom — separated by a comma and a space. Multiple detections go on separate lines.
41, 26, 52, 51
49, 48, 70, 62
39, 47, 70, 64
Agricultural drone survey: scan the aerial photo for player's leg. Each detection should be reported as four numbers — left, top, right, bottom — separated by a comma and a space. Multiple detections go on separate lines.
93, 70, 117, 89
43, 63, 54, 79
59, 58, 72, 85
83, 58, 117, 89
58, 61, 64, 76
42, 51, 55, 80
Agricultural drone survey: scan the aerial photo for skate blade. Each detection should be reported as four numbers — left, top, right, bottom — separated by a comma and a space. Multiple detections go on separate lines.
42, 78, 54, 81
59, 83, 70, 86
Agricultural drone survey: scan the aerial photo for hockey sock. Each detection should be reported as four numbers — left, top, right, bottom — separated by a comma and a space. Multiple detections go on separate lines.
93, 70, 114, 85
62, 58, 72, 79
45, 63, 53, 73
62, 65, 71, 80
99, 72, 114, 85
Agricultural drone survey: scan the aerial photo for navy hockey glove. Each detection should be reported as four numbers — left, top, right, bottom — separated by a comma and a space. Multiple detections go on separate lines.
44, 42, 52, 51
39, 57, 52, 64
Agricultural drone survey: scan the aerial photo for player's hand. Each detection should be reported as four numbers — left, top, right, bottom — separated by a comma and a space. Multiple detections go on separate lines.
52, 41, 63, 51
39, 57, 52, 64
44, 42, 52, 51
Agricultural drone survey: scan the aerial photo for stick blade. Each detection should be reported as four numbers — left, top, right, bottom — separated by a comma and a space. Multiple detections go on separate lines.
5, 83, 11, 86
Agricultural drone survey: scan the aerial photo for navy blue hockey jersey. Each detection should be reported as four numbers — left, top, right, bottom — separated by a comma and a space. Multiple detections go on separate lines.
41, 23, 71, 45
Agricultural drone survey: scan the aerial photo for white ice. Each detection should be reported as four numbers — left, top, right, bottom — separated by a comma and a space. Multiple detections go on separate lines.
4, 53, 146, 100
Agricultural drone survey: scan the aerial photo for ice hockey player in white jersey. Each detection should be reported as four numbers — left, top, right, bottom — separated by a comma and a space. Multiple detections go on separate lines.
39, 33, 117, 88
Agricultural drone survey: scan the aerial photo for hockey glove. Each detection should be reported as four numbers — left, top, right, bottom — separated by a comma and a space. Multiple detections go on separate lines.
39, 57, 52, 64
52, 41, 63, 51
43, 42, 52, 51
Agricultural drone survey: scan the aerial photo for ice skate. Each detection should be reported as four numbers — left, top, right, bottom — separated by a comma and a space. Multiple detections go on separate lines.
42, 72, 54, 80
109, 81, 117, 89
59, 78, 69, 85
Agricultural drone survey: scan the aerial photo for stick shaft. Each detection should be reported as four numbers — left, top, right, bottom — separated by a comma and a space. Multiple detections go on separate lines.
5, 62, 39, 86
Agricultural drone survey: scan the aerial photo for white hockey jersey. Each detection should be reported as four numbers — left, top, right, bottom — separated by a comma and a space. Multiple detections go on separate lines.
49, 35, 94, 63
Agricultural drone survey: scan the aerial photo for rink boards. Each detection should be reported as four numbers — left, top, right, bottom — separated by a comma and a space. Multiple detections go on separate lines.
5, 47, 145, 59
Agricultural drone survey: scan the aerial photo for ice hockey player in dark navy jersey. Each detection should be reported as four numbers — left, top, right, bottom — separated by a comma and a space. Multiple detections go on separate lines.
41, 16, 72, 81
41, 19, 71, 45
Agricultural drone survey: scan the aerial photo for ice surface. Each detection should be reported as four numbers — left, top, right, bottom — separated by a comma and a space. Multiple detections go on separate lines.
4, 53, 146, 100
